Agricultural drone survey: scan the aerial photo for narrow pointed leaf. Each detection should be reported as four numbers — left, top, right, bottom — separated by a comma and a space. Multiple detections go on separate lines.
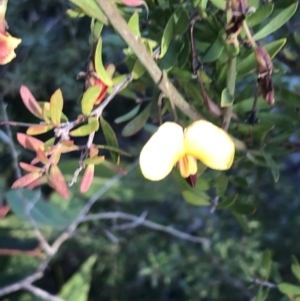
19, 162, 42, 173
121, 103, 151, 137
12, 172, 42, 189
100, 116, 120, 164
278, 283, 300, 296
81, 86, 102, 115
182, 190, 210, 206
70, 118, 99, 137
17, 133, 44, 152
59, 255, 97, 300
69, 0, 108, 24
36, 148, 49, 165
263, 152, 279, 183
26, 124, 53, 135
246, 3, 274, 27
253, 2, 298, 41
49, 165, 69, 200
80, 164, 95, 193
84, 155, 105, 165
50, 89, 64, 126
19, 86, 43, 119
94, 38, 113, 86
128, 12, 141, 36
115, 104, 141, 124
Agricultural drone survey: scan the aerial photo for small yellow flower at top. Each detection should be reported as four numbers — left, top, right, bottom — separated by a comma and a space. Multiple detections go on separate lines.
139, 120, 235, 186
0, 0, 21, 65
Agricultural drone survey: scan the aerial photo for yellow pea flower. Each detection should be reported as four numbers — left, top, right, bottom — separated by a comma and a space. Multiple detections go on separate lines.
139, 120, 235, 185
0, 0, 21, 65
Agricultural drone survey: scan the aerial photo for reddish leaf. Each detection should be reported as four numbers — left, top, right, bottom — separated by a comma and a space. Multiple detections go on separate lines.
26, 124, 53, 135
121, 0, 145, 6
27, 176, 47, 189
0, 205, 10, 218
61, 140, 75, 147
36, 148, 49, 165
50, 89, 64, 126
17, 133, 44, 152
19, 162, 42, 173
80, 164, 95, 193
49, 165, 70, 200
120, 0, 148, 14
89, 145, 99, 158
20, 86, 43, 119
52, 147, 62, 165
93, 78, 108, 105
12, 172, 42, 189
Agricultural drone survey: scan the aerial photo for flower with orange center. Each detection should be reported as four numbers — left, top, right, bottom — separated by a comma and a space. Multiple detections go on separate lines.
139, 120, 235, 186
0, 0, 21, 65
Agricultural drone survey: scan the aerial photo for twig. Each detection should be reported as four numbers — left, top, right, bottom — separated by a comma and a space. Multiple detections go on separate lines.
112, 210, 148, 230
0, 97, 21, 179
51, 160, 139, 253
23, 284, 66, 301
210, 255, 254, 299
96, 0, 202, 121
0, 97, 53, 255
0, 257, 50, 297
253, 278, 277, 289
82, 211, 210, 246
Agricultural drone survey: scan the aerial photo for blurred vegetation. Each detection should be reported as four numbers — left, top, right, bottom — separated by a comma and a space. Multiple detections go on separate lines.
1, 0, 300, 301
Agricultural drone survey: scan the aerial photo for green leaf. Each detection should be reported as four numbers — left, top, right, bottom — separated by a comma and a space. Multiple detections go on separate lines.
292, 263, 300, 282
6, 189, 79, 228
232, 212, 251, 233
69, 0, 108, 24
209, 0, 226, 10
128, 12, 141, 36
251, 286, 269, 301
94, 38, 113, 86
182, 190, 210, 206
202, 38, 224, 63
177, 33, 190, 68
237, 38, 286, 76
159, 39, 183, 70
81, 86, 102, 115
261, 250, 272, 280
253, 2, 298, 40
215, 174, 229, 196
246, 3, 274, 27
70, 118, 99, 137
263, 152, 279, 183
100, 116, 120, 164
115, 105, 141, 124
221, 88, 234, 107
59, 255, 97, 301
278, 283, 300, 296
217, 195, 238, 209
66, 8, 85, 18
160, 8, 189, 58
50, 89, 63, 126
90, 19, 103, 41
122, 103, 151, 137
231, 204, 256, 215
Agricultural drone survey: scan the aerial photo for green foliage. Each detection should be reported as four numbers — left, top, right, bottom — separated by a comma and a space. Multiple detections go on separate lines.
1, 0, 300, 301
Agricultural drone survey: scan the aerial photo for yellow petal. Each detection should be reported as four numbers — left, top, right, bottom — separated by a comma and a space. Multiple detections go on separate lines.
178, 155, 197, 178
139, 122, 185, 181
184, 120, 235, 170
0, 32, 22, 65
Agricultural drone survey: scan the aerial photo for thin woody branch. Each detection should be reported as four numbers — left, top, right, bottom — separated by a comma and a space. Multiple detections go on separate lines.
96, 0, 202, 121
